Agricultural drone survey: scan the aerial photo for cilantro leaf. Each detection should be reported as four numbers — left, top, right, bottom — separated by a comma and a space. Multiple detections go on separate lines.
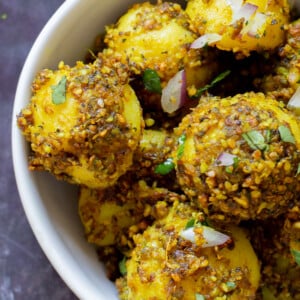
51, 75, 67, 105
154, 158, 175, 175
242, 130, 268, 151
278, 125, 295, 144
195, 294, 205, 300
119, 256, 127, 276
142, 69, 162, 94
193, 70, 231, 98
177, 134, 186, 159
185, 218, 196, 229
291, 249, 300, 266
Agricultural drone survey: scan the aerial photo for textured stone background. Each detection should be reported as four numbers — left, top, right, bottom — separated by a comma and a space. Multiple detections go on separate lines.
0, 1, 78, 299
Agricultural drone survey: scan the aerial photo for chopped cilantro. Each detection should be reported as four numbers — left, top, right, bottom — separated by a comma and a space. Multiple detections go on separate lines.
291, 249, 300, 266
278, 125, 295, 144
225, 156, 240, 173
154, 158, 175, 175
193, 70, 231, 98
154, 134, 186, 175
242, 130, 268, 151
185, 218, 196, 229
226, 281, 237, 290
142, 69, 162, 94
195, 293, 205, 300
296, 163, 300, 177
119, 256, 127, 276
177, 134, 186, 159
51, 75, 67, 105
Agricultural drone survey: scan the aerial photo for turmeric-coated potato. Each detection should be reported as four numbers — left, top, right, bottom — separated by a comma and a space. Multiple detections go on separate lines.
186, 0, 290, 55
173, 92, 300, 222
104, 1, 196, 83
17, 57, 143, 188
118, 201, 260, 299
79, 178, 184, 248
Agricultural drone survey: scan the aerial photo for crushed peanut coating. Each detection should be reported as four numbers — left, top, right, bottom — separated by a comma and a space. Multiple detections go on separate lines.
186, 0, 290, 55
173, 92, 300, 223
17, 56, 143, 188
104, 1, 196, 83
117, 201, 260, 300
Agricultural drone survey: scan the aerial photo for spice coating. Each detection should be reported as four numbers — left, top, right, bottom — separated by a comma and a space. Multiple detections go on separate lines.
173, 92, 300, 222
17, 57, 143, 188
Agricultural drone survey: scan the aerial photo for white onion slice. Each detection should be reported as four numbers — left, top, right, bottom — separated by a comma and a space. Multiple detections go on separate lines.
161, 70, 187, 114
226, 0, 243, 14
215, 152, 237, 166
180, 226, 231, 248
231, 3, 258, 24
190, 33, 222, 49
287, 86, 300, 115
245, 12, 267, 37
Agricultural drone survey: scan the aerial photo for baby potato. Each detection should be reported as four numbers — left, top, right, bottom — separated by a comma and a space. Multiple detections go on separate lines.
104, 1, 196, 83
186, 0, 290, 55
172, 92, 300, 223
79, 178, 184, 249
118, 201, 260, 300
250, 216, 300, 299
17, 57, 143, 189
255, 18, 300, 102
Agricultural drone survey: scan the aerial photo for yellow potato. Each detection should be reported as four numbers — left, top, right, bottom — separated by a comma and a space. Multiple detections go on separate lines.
120, 201, 260, 299
172, 92, 300, 222
186, 0, 290, 55
17, 57, 143, 188
104, 1, 196, 83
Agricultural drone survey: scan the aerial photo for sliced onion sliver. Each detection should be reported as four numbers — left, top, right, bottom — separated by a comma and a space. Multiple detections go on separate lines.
161, 70, 187, 114
231, 3, 258, 24
190, 33, 222, 49
287, 86, 300, 115
215, 152, 238, 166
180, 226, 231, 248
246, 12, 267, 37
226, 0, 243, 14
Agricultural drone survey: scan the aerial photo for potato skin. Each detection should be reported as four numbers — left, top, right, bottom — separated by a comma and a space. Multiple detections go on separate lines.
173, 92, 300, 223
104, 1, 196, 83
118, 201, 260, 300
186, 0, 290, 55
17, 57, 143, 189
255, 19, 300, 102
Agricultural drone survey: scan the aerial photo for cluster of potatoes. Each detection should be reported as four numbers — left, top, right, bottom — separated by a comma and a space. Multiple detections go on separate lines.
18, 0, 300, 299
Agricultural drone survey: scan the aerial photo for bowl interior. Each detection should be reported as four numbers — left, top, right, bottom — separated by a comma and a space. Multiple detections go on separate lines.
12, 0, 146, 299
12, 1, 300, 299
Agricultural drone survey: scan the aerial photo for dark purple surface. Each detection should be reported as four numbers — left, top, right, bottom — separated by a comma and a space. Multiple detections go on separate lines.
0, 1, 78, 299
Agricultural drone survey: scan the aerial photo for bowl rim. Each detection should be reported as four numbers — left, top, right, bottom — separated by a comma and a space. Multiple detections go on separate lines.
11, 1, 117, 299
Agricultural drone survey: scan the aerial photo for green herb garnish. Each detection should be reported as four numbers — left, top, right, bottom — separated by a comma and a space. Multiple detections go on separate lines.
177, 134, 186, 159
226, 281, 237, 290
185, 218, 196, 229
193, 70, 231, 98
242, 130, 268, 151
119, 256, 127, 276
225, 156, 240, 174
296, 163, 300, 177
195, 293, 205, 300
154, 134, 186, 175
51, 75, 67, 105
278, 125, 295, 144
291, 249, 300, 266
142, 69, 162, 94
154, 158, 175, 175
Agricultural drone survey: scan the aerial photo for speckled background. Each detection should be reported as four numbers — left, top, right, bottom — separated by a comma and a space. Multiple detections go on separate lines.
0, 1, 78, 299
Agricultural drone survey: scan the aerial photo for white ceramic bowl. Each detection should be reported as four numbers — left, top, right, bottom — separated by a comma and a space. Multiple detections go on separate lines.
11, 1, 300, 299
12, 0, 147, 299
